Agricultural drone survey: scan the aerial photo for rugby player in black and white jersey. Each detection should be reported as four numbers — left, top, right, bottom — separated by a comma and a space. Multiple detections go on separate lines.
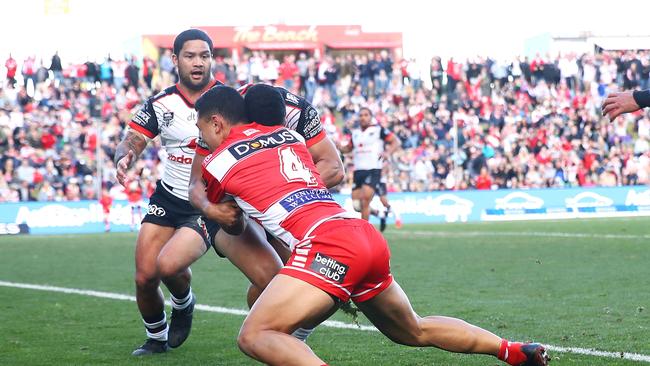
189, 83, 345, 341
114, 29, 223, 356
339, 107, 400, 225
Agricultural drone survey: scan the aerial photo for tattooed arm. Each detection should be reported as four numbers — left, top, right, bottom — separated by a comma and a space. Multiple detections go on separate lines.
114, 129, 148, 187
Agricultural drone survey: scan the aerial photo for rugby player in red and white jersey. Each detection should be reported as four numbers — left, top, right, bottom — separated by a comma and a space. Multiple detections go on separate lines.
189, 83, 344, 341
114, 29, 223, 356
194, 85, 550, 366
339, 107, 400, 227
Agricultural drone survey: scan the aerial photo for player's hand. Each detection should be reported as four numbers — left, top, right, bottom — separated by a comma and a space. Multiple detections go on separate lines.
116, 150, 135, 187
602, 91, 640, 121
205, 200, 244, 228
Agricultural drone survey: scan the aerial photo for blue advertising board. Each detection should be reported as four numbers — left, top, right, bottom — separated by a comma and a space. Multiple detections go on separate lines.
1, 186, 649, 235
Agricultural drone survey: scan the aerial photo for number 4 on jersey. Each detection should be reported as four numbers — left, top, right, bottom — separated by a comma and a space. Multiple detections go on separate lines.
279, 146, 317, 186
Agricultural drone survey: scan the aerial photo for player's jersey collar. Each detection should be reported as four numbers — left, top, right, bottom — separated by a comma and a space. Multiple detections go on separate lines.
175, 79, 221, 107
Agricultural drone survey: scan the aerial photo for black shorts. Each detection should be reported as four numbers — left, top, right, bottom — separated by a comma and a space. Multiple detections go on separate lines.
143, 181, 220, 251
376, 182, 387, 196
352, 169, 382, 191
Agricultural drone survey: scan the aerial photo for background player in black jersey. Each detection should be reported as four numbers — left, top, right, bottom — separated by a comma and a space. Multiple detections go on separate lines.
115, 29, 221, 356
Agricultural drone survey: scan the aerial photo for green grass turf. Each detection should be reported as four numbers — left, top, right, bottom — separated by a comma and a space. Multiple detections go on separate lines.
0, 217, 648, 365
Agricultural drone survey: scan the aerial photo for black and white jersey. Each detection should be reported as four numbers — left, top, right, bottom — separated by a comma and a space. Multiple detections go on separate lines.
129, 81, 221, 201
350, 125, 394, 171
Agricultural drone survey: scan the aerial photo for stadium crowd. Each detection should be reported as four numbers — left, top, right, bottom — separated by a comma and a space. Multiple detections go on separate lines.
1, 49, 649, 202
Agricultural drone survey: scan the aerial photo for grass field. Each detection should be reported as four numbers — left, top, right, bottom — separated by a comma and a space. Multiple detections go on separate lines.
1, 217, 649, 365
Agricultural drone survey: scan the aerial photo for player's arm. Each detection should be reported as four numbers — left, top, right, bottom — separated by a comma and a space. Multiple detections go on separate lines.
189, 151, 210, 214
382, 128, 401, 156
338, 136, 353, 154
299, 103, 345, 187
115, 130, 148, 187
189, 149, 243, 228
308, 136, 345, 188
115, 100, 157, 186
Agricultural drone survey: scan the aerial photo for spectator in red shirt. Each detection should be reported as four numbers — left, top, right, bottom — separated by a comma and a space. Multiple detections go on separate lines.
142, 56, 156, 90
22, 56, 35, 89
126, 177, 143, 231
99, 187, 113, 232
5, 54, 17, 86
278, 54, 299, 92
475, 167, 492, 190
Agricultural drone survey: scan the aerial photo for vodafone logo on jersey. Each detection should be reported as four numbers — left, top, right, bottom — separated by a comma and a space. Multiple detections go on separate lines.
167, 153, 193, 164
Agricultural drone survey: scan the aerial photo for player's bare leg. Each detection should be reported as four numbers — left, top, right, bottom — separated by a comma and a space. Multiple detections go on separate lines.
351, 185, 375, 221
156, 227, 208, 348
133, 223, 176, 355
379, 195, 390, 209
267, 235, 292, 264
157, 227, 208, 284
237, 274, 337, 366
359, 184, 376, 220
355, 281, 549, 365
213, 220, 283, 307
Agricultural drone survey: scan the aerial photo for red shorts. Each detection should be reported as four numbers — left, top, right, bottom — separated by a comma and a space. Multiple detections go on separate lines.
280, 218, 392, 303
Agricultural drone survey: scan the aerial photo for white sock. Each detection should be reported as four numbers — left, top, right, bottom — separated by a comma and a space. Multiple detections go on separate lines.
171, 288, 193, 310
292, 327, 315, 342
143, 313, 168, 341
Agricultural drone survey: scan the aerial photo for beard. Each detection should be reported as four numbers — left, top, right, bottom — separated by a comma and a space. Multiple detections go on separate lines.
178, 68, 211, 91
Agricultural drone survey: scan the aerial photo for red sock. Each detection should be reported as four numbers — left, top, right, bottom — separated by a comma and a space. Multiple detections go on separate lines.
498, 339, 527, 366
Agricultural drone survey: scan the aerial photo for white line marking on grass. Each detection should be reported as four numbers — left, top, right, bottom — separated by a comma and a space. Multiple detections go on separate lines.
545, 345, 650, 363
387, 230, 650, 240
1, 280, 648, 362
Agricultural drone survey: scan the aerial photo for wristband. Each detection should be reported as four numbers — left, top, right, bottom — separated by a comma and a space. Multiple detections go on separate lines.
632, 89, 650, 108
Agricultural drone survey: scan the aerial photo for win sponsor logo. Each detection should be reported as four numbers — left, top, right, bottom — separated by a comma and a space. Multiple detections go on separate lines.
228, 129, 298, 159
279, 188, 334, 212
133, 107, 151, 126
285, 91, 300, 105
310, 252, 348, 284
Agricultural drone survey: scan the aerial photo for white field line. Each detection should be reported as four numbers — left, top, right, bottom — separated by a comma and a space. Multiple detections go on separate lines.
386, 230, 650, 240
1, 280, 649, 363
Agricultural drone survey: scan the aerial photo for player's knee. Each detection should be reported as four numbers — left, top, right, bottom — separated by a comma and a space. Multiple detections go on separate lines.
384, 317, 428, 347
249, 264, 280, 290
237, 325, 261, 356
390, 331, 425, 347
134, 271, 160, 291
246, 283, 263, 308
157, 257, 179, 279
158, 257, 191, 282
352, 199, 362, 212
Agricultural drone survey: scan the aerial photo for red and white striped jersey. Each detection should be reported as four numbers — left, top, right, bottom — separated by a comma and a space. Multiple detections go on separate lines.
202, 122, 353, 248
195, 85, 326, 156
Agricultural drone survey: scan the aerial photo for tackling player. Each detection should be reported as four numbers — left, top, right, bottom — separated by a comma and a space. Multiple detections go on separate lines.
189, 83, 345, 340
195, 85, 549, 366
